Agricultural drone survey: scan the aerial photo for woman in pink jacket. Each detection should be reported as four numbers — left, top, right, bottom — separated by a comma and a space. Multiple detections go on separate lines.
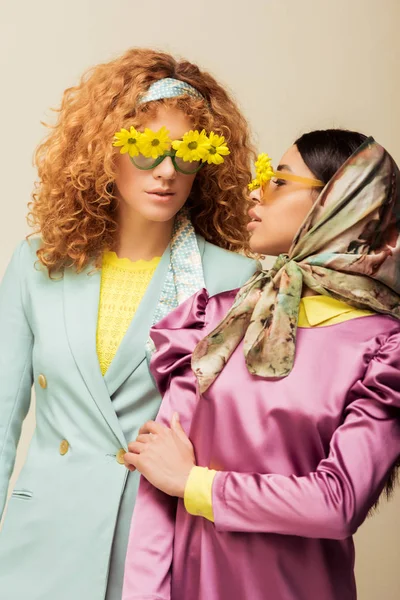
122, 130, 400, 600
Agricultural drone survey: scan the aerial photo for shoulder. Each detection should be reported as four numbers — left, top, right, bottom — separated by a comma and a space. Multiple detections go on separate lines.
3, 237, 39, 272
351, 316, 400, 404
4, 237, 49, 286
372, 315, 400, 349
200, 237, 258, 296
12, 236, 42, 264
346, 313, 400, 344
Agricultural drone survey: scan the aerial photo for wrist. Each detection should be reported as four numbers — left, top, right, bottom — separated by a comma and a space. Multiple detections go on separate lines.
174, 464, 195, 498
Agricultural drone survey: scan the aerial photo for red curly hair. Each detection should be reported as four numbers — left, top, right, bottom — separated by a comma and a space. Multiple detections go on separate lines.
28, 48, 255, 274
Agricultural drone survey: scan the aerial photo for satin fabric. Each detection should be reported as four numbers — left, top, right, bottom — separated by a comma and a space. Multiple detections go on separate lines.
123, 288, 400, 600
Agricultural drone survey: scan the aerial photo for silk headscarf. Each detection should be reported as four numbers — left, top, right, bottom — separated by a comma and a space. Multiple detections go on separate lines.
192, 138, 400, 393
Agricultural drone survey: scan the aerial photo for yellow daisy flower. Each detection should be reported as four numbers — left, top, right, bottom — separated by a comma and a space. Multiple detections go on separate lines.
248, 178, 260, 191
204, 132, 230, 165
113, 126, 141, 157
137, 126, 172, 159
255, 153, 274, 185
172, 129, 210, 162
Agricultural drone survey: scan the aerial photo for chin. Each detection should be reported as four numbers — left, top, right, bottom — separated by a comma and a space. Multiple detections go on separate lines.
250, 242, 285, 256
249, 232, 290, 256
141, 205, 184, 223
145, 212, 175, 223
249, 234, 269, 255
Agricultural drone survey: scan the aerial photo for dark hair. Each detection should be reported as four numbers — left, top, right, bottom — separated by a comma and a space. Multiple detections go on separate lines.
295, 129, 368, 186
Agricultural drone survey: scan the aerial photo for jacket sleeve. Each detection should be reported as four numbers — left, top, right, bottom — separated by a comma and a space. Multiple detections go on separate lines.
0, 241, 34, 517
123, 292, 204, 600
210, 330, 400, 540
123, 386, 184, 600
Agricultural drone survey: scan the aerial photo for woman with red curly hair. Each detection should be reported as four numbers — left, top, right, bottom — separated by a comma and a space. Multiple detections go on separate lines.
0, 48, 256, 600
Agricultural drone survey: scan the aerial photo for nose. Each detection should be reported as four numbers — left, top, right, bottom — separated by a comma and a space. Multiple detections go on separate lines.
258, 183, 272, 205
249, 188, 261, 203
152, 156, 176, 180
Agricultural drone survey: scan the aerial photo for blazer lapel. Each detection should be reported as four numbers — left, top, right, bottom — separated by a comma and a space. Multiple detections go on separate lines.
63, 265, 126, 448
103, 245, 171, 397
195, 234, 205, 263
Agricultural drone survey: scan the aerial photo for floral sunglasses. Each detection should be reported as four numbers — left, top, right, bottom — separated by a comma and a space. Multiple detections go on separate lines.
113, 126, 230, 175
249, 153, 325, 192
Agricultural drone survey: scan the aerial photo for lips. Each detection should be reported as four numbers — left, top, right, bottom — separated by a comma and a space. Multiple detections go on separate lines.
147, 188, 174, 196
248, 207, 261, 222
146, 188, 175, 202
147, 188, 174, 194
247, 207, 262, 232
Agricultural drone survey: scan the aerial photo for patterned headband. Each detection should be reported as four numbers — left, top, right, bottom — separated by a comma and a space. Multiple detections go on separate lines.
138, 77, 206, 105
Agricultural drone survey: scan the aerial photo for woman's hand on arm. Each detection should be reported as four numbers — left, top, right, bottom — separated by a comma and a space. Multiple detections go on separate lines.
124, 413, 196, 497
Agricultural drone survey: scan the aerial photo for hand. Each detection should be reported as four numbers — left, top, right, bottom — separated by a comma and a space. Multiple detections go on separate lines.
124, 413, 195, 498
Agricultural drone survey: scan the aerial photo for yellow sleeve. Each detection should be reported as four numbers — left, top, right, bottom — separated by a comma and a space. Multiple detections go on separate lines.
184, 466, 217, 522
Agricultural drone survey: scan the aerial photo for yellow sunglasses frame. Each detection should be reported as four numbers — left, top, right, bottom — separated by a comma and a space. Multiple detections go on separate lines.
269, 170, 325, 187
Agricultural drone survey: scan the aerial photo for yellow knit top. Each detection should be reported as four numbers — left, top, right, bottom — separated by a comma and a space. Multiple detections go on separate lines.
96, 251, 161, 375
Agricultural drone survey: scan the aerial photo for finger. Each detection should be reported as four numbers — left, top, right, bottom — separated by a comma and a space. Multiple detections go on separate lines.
127, 433, 153, 450
171, 413, 189, 441
123, 452, 140, 469
126, 441, 146, 455
134, 433, 155, 445
128, 435, 153, 450
138, 420, 166, 436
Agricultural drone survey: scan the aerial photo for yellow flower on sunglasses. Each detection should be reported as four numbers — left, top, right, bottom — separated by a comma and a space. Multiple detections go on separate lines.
204, 132, 230, 165
113, 126, 141, 157
248, 153, 274, 190
255, 153, 274, 184
138, 126, 172, 159
172, 129, 210, 162
248, 178, 261, 192
248, 152, 325, 190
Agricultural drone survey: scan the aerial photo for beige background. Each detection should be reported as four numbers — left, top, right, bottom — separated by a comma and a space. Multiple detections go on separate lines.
1, 0, 399, 597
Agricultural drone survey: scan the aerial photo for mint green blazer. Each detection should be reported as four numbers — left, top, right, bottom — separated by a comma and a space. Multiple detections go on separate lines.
0, 236, 257, 600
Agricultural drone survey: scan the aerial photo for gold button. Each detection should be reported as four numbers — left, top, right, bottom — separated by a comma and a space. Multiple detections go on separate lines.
116, 449, 126, 465
59, 440, 69, 455
38, 374, 47, 389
